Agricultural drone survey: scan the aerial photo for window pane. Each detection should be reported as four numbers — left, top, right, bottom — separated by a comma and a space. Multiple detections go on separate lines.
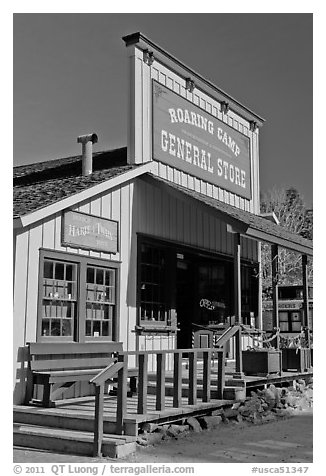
87, 267, 95, 284
41, 320, 50, 337
62, 319, 72, 336
93, 320, 101, 336
102, 321, 109, 336
105, 270, 114, 286
86, 320, 92, 336
51, 319, 61, 336
66, 264, 73, 282
55, 263, 65, 280
44, 261, 53, 279
96, 268, 104, 285
280, 322, 289, 332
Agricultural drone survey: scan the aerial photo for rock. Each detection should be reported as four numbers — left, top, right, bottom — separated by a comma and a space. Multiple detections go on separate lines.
232, 402, 242, 410
262, 388, 276, 409
282, 395, 298, 407
166, 424, 189, 437
141, 422, 159, 433
166, 425, 180, 438
211, 409, 224, 416
155, 425, 169, 437
297, 384, 306, 393
198, 416, 223, 429
261, 413, 276, 423
240, 409, 251, 417
186, 417, 202, 432
223, 408, 239, 419
268, 384, 282, 405
142, 432, 164, 445
236, 413, 243, 423
136, 436, 148, 446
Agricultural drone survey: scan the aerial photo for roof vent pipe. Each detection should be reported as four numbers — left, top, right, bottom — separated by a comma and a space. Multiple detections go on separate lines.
77, 133, 98, 176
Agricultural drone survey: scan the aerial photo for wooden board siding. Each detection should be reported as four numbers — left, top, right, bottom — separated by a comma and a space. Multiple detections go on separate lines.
13, 183, 133, 404
134, 179, 257, 262
126, 46, 260, 215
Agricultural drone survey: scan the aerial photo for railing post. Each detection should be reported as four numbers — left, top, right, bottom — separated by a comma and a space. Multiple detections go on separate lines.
138, 353, 148, 414
156, 352, 165, 411
234, 326, 243, 376
173, 351, 182, 408
116, 354, 127, 435
217, 349, 226, 400
93, 383, 104, 457
188, 350, 197, 405
202, 350, 211, 402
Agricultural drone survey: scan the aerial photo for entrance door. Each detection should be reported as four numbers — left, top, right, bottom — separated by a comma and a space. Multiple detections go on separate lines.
176, 253, 196, 349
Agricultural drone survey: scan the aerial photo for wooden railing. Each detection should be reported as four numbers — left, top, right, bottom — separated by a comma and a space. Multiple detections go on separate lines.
90, 347, 226, 457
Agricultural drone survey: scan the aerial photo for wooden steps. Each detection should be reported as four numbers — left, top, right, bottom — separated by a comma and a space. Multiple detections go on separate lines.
13, 423, 136, 458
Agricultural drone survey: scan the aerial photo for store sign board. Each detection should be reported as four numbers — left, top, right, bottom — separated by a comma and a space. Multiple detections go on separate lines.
152, 81, 252, 199
62, 211, 118, 254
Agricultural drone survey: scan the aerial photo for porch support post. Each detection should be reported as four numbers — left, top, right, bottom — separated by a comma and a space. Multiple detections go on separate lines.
302, 254, 310, 348
271, 244, 280, 350
234, 232, 243, 376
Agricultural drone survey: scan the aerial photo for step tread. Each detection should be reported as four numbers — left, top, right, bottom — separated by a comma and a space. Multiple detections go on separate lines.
13, 424, 136, 445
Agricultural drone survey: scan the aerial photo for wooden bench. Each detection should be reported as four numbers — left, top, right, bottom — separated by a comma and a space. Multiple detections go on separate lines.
26, 342, 138, 407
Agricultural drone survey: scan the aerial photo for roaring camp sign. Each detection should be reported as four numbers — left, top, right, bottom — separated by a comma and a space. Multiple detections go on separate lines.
152, 81, 252, 200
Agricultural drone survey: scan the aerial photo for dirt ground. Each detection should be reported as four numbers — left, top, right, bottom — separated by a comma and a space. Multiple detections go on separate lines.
13, 407, 313, 464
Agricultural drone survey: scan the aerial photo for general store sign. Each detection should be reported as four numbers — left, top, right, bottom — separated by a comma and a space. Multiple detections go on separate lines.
152, 81, 252, 199
62, 211, 118, 254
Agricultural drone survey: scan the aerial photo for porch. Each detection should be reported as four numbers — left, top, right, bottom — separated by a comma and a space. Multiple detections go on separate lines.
13, 354, 313, 458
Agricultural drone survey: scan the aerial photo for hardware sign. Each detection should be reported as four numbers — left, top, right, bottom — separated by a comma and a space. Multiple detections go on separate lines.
62, 211, 118, 254
153, 81, 252, 199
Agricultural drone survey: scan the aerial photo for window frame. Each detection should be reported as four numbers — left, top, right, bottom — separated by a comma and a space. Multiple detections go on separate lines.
37, 248, 120, 343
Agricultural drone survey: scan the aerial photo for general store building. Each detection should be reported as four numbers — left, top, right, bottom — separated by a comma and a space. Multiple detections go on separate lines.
13, 32, 313, 405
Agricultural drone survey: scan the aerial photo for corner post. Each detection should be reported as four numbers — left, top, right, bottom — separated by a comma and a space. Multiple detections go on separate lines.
271, 244, 280, 350
302, 254, 310, 348
234, 232, 243, 376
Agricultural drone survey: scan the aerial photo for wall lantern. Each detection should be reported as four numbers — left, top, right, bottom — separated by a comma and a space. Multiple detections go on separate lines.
143, 49, 155, 66
250, 121, 259, 132
220, 101, 230, 114
185, 78, 195, 93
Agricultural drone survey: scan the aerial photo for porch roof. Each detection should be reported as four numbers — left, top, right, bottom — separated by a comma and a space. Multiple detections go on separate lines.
144, 174, 313, 256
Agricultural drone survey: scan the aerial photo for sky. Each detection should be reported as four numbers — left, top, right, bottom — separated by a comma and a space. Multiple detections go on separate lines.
13, 13, 313, 206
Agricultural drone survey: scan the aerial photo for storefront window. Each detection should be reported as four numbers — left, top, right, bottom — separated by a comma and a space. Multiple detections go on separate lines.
38, 250, 118, 341
139, 243, 172, 326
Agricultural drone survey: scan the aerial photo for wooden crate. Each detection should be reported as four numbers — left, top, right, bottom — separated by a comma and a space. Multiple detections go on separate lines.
242, 349, 282, 376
